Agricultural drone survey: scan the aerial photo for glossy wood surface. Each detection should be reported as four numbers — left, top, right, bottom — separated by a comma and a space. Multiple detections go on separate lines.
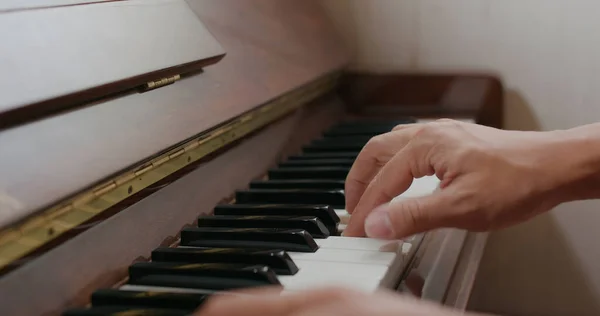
0, 0, 225, 129
0, 96, 345, 316
338, 72, 504, 128
0, 0, 349, 230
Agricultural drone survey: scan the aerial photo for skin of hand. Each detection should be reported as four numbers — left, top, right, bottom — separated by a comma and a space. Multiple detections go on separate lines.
343, 119, 600, 238
193, 286, 494, 316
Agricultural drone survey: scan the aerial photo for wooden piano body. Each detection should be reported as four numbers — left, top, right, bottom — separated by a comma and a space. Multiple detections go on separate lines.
0, 1, 503, 315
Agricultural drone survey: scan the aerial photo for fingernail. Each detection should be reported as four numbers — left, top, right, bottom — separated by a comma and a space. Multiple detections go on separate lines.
365, 205, 394, 239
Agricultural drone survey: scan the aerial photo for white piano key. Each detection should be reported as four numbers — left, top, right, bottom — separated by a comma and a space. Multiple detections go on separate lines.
391, 175, 440, 202
316, 236, 403, 252
334, 209, 350, 224
278, 260, 386, 292
288, 247, 395, 266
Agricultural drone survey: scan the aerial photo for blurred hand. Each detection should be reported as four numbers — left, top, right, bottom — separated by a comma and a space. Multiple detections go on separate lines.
194, 286, 493, 316
343, 119, 574, 238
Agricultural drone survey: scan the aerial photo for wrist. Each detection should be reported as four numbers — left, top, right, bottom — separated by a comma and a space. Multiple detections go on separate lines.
545, 125, 600, 204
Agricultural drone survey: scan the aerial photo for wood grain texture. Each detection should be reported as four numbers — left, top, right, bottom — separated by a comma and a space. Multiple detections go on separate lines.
0, 96, 345, 316
0, 0, 225, 129
0, 0, 349, 229
337, 72, 504, 128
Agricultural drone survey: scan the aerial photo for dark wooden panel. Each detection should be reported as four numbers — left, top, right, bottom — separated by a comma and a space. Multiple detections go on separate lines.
0, 0, 225, 129
0, 0, 349, 229
0, 96, 345, 316
338, 72, 504, 128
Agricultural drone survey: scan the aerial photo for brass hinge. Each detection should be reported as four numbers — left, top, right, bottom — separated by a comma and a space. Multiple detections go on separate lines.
143, 74, 181, 91
0, 72, 342, 272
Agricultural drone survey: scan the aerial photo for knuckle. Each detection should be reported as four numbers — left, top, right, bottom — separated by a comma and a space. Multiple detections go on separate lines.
364, 135, 385, 151
392, 124, 406, 131
412, 125, 430, 139
413, 123, 444, 141
360, 135, 395, 163
454, 143, 481, 164
397, 199, 422, 223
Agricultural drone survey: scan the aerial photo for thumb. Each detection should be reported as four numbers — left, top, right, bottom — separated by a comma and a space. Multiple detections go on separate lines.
364, 193, 449, 239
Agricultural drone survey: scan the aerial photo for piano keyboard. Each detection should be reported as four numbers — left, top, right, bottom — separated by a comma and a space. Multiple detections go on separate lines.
62, 118, 442, 316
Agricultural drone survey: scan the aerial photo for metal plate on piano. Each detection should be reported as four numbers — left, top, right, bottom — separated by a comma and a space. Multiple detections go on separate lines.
0, 0, 225, 128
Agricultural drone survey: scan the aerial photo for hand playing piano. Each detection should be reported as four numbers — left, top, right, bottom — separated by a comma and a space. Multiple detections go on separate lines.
343, 118, 583, 238
194, 286, 493, 316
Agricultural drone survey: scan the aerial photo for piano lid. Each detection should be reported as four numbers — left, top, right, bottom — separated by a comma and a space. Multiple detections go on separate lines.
0, 0, 225, 129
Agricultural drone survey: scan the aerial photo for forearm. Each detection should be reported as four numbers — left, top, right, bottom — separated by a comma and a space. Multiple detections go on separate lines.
550, 122, 600, 203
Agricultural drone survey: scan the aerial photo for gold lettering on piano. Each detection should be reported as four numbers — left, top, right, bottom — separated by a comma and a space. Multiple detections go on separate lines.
0, 72, 341, 272
143, 74, 181, 91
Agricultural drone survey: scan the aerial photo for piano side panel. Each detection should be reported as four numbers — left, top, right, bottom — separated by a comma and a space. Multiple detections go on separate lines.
337, 72, 504, 128
397, 229, 488, 310
444, 232, 489, 309
0, 0, 349, 229
0, 96, 345, 316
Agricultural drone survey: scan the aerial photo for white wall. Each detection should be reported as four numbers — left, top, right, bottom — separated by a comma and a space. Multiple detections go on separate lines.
321, 1, 600, 315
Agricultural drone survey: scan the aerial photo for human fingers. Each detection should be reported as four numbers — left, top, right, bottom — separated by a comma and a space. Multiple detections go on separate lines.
194, 286, 351, 316
345, 127, 422, 214
392, 122, 422, 131
344, 138, 436, 237
363, 192, 454, 239
290, 287, 473, 316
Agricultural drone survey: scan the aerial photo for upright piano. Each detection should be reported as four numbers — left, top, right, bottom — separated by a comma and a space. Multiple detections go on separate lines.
0, 1, 504, 315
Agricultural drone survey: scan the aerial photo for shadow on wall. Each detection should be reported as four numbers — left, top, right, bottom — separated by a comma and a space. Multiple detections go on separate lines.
503, 89, 541, 131
467, 90, 600, 315
468, 209, 600, 316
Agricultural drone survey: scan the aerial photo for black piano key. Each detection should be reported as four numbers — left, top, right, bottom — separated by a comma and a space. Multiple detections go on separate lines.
278, 159, 354, 168
213, 204, 340, 233
197, 215, 330, 238
268, 167, 350, 180
250, 179, 345, 190
235, 189, 345, 208
63, 306, 189, 316
151, 247, 299, 275
287, 152, 358, 160
180, 227, 319, 253
128, 262, 280, 291
90, 288, 207, 311
302, 143, 364, 153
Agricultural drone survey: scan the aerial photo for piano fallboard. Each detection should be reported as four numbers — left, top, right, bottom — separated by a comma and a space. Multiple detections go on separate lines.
0, 0, 503, 315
